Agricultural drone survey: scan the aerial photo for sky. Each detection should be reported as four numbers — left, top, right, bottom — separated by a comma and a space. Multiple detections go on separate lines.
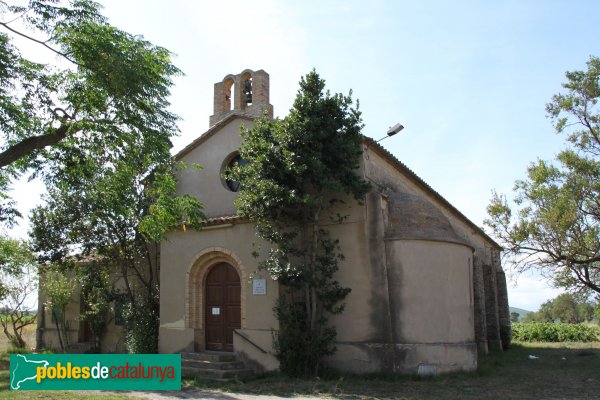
5, 0, 600, 311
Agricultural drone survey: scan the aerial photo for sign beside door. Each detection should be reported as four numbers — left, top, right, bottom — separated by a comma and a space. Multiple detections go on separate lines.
252, 279, 266, 295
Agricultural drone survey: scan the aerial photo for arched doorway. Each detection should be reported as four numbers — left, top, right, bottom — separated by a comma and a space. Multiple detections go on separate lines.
205, 263, 241, 351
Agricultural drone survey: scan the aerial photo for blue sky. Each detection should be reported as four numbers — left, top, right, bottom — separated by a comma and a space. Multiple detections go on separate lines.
7, 0, 600, 310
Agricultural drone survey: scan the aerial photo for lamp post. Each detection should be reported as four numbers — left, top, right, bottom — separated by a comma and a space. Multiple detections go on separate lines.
367, 123, 404, 150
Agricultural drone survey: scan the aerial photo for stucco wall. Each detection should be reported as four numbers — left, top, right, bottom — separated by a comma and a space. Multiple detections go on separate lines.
362, 145, 508, 356
159, 223, 279, 359
176, 117, 254, 218
37, 269, 133, 354
389, 240, 474, 344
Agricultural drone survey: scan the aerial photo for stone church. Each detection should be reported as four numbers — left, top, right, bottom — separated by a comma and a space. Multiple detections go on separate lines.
158, 69, 511, 374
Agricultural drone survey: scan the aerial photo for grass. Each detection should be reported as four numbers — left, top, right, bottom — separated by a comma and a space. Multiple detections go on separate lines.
0, 341, 598, 399
0, 324, 36, 352
0, 352, 131, 399
185, 342, 600, 399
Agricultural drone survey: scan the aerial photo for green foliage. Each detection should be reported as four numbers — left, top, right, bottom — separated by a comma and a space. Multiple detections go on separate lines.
42, 270, 75, 313
1, 1, 204, 352
0, 236, 35, 276
0, 236, 35, 300
43, 268, 76, 351
273, 298, 338, 377
139, 162, 206, 242
0, 0, 182, 226
77, 262, 113, 351
512, 322, 599, 342
5, 347, 31, 354
523, 293, 597, 323
510, 312, 520, 323
123, 289, 158, 354
228, 70, 370, 376
0, 240, 37, 349
485, 56, 600, 294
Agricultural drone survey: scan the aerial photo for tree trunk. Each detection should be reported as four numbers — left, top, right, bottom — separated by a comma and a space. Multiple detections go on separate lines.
309, 208, 321, 331
52, 309, 65, 352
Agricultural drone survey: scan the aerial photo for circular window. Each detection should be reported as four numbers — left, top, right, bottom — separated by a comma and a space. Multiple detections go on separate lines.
223, 154, 246, 192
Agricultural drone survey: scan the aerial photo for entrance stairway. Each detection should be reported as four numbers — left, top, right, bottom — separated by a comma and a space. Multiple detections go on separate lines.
66, 342, 95, 353
181, 351, 254, 382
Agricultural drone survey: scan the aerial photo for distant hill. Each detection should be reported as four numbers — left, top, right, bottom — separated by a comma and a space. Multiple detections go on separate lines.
509, 307, 533, 322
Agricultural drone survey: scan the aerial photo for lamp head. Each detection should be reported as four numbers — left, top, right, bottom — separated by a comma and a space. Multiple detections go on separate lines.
387, 123, 404, 136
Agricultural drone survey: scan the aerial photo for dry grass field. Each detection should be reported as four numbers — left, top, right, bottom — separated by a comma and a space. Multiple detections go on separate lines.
0, 323, 36, 352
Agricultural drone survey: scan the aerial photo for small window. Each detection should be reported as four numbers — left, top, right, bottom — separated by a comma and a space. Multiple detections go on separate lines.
224, 154, 247, 192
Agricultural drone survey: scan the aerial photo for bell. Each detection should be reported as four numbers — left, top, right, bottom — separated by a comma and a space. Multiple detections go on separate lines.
244, 79, 253, 104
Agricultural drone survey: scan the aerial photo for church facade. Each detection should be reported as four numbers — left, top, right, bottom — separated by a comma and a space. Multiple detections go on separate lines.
158, 69, 511, 374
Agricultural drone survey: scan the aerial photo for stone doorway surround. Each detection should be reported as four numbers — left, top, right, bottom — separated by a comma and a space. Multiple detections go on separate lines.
185, 247, 246, 351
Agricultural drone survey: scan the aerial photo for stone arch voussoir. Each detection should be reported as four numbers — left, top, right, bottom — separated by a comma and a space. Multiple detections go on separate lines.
185, 247, 246, 330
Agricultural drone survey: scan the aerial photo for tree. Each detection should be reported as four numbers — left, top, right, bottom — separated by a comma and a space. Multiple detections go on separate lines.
1, 0, 206, 353
228, 70, 371, 376
32, 161, 205, 353
523, 293, 596, 323
0, 236, 37, 348
0, 236, 35, 300
78, 261, 113, 352
510, 312, 520, 323
551, 293, 584, 323
0, 0, 180, 225
42, 269, 76, 351
486, 56, 600, 294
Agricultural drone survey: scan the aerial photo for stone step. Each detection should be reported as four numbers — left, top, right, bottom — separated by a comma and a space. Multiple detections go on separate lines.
66, 342, 95, 353
180, 351, 236, 362
181, 359, 246, 370
180, 352, 254, 382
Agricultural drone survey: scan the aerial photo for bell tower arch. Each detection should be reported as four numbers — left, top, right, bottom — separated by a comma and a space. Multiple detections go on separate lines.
209, 69, 273, 127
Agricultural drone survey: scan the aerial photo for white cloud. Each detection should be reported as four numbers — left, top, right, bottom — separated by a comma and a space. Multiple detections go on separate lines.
507, 270, 564, 311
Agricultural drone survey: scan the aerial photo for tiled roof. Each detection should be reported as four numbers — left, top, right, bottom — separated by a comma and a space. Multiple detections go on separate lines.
174, 113, 499, 249
202, 215, 246, 226
363, 136, 501, 249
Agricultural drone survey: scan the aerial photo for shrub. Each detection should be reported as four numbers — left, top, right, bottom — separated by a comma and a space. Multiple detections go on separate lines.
512, 322, 599, 342
124, 290, 159, 354
6, 347, 31, 354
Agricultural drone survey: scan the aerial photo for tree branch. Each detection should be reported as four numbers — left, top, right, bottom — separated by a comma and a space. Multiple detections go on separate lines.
0, 21, 84, 68
0, 123, 72, 169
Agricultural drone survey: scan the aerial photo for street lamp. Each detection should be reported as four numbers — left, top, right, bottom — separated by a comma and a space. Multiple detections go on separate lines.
386, 123, 404, 137
368, 123, 404, 149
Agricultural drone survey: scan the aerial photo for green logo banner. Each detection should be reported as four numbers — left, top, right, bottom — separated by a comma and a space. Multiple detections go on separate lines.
10, 354, 181, 390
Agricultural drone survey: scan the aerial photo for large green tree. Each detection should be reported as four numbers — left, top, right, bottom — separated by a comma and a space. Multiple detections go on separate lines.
0, 0, 180, 225
228, 70, 371, 376
1, 0, 207, 352
486, 56, 600, 294
523, 293, 597, 323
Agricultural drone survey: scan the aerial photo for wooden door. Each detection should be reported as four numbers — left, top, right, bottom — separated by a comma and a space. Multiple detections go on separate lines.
205, 263, 241, 351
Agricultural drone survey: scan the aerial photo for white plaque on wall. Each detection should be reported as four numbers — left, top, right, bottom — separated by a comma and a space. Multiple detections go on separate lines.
252, 279, 267, 295
211, 307, 220, 315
